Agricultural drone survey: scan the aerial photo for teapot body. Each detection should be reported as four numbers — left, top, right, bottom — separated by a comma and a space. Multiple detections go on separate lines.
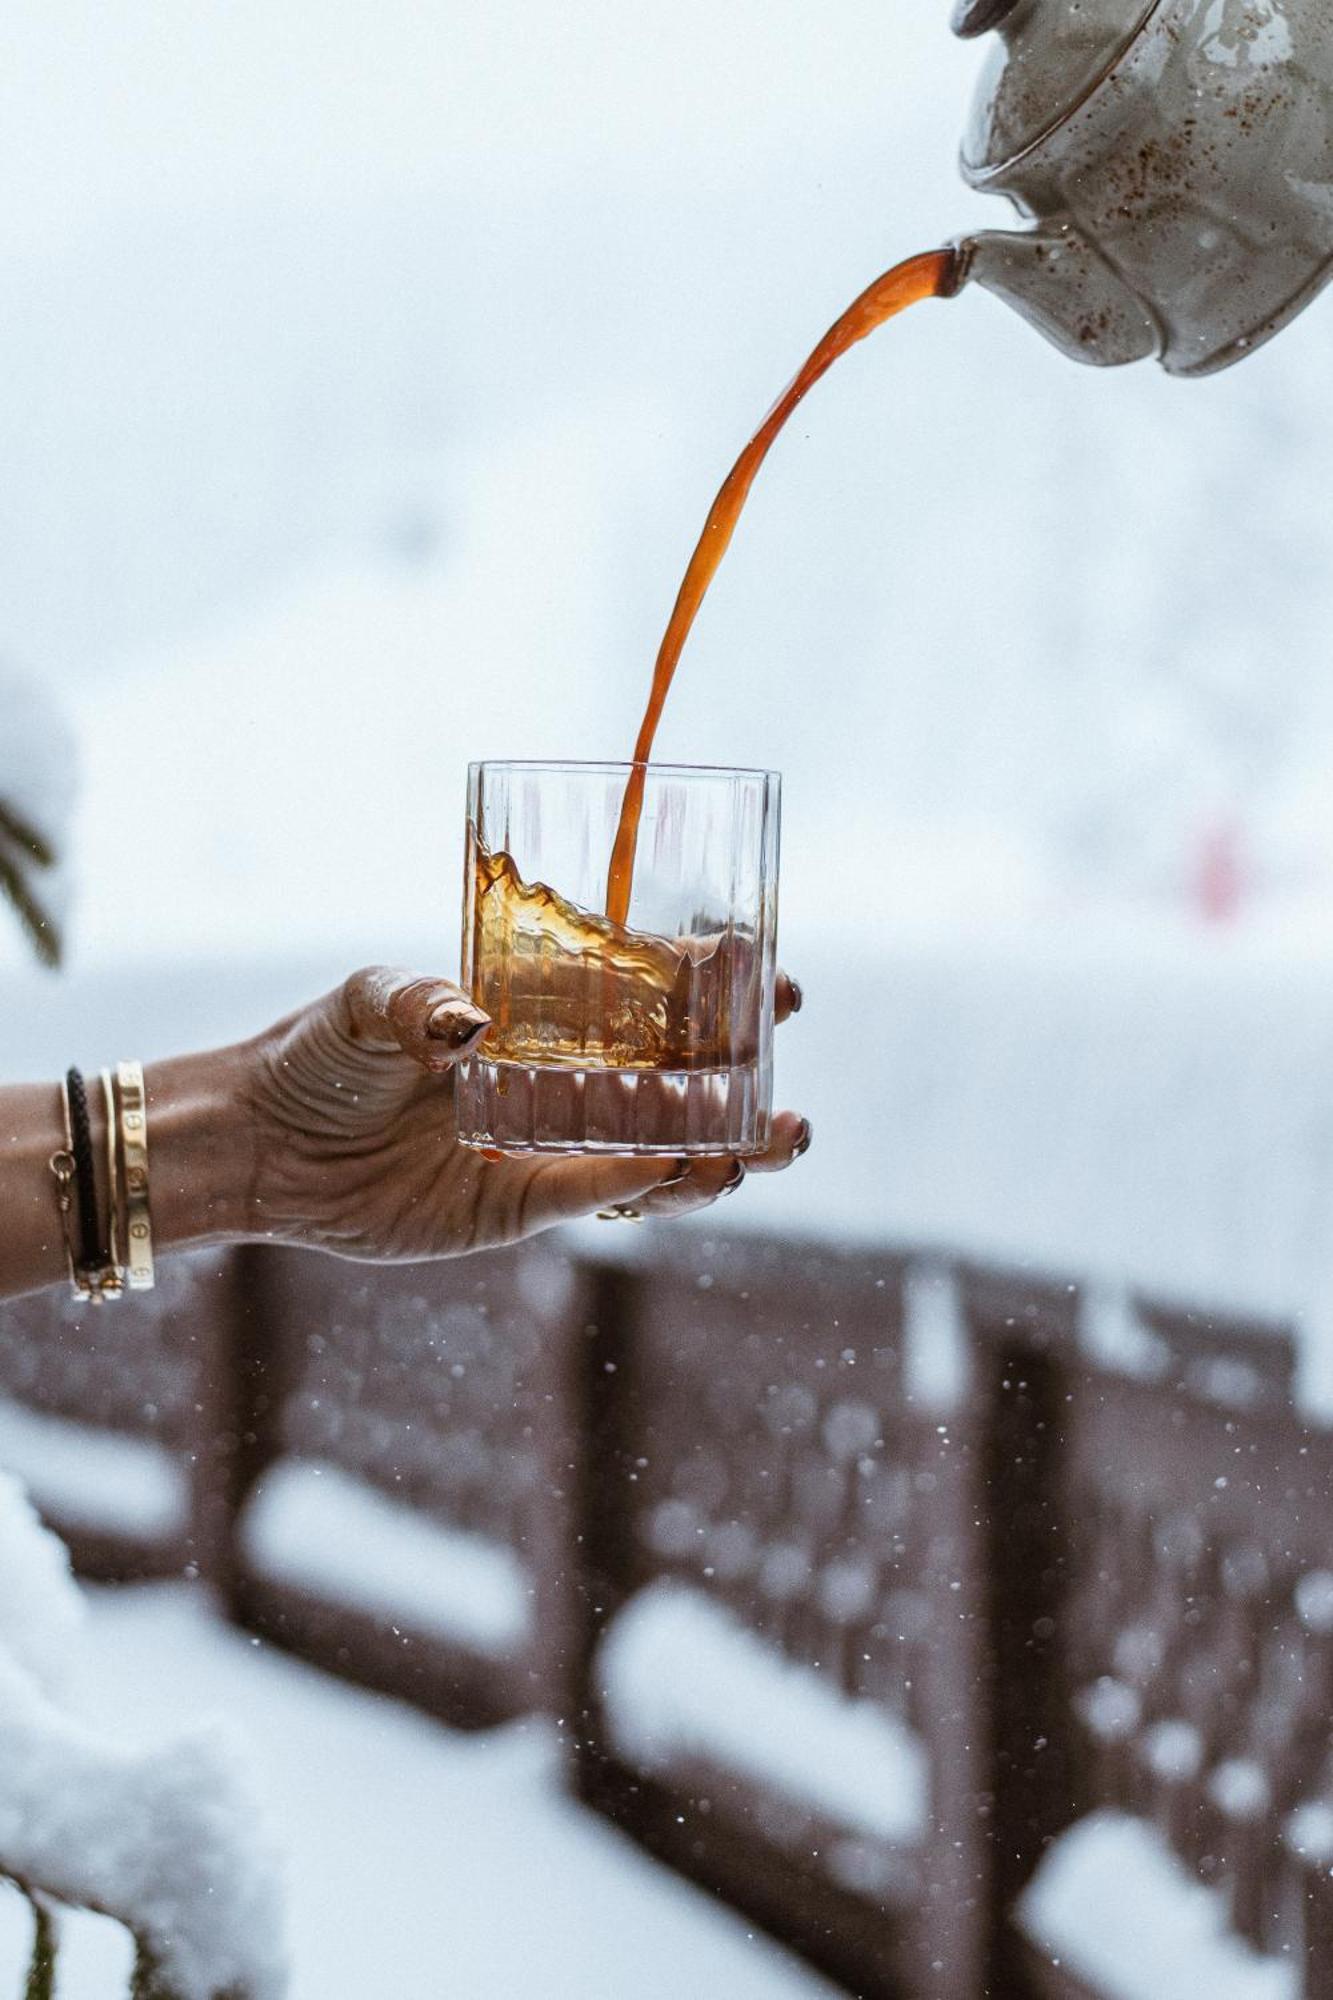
959, 0, 1333, 375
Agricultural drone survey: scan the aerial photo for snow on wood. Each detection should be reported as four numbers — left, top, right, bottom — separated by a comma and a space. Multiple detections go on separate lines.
239, 1457, 532, 1658
0, 1479, 286, 1998
0, 1398, 187, 1543
598, 1580, 929, 1847
1019, 1808, 1296, 2000
0, 1472, 84, 1695
0, 1651, 287, 1998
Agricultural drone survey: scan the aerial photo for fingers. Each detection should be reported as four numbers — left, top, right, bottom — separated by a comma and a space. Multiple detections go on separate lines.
633, 1111, 810, 1216
340, 967, 490, 1070
775, 971, 803, 1024
633, 1152, 748, 1220
738, 1109, 811, 1173
507, 1108, 812, 1237
509, 1155, 699, 1237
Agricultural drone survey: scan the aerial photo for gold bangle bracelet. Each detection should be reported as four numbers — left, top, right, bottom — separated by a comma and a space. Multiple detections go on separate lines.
100, 1068, 123, 1281
115, 1060, 155, 1291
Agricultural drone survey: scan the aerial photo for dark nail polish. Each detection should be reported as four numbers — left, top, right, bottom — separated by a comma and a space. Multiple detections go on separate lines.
788, 979, 804, 1015
429, 1004, 489, 1047
793, 1118, 813, 1158
718, 1159, 746, 1197
657, 1157, 693, 1189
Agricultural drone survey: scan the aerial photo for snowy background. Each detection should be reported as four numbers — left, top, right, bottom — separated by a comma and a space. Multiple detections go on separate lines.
9, 6, 1333, 1993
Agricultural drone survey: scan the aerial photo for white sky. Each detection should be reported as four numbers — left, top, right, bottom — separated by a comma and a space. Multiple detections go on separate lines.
0, 2, 985, 250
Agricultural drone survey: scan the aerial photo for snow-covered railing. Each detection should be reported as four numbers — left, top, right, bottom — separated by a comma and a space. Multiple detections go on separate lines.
961, 1263, 1322, 2000
569, 1235, 979, 1999
0, 1231, 1322, 2000
0, 1250, 237, 1583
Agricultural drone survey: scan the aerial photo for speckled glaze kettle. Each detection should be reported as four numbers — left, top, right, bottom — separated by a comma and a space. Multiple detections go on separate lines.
951, 0, 1333, 375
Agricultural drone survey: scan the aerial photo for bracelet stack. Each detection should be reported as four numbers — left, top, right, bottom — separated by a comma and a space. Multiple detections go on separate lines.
48, 1063, 155, 1302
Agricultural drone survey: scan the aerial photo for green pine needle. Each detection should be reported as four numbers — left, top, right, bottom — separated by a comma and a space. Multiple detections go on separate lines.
23, 1892, 56, 2000
0, 851, 62, 968
0, 800, 56, 870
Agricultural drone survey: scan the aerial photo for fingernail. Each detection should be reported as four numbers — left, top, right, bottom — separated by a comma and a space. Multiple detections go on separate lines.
793, 1118, 813, 1158
788, 979, 804, 1015
717, 1159, 746, 1197
657, 1157, 693, 1189
428, 1002, 489, 1047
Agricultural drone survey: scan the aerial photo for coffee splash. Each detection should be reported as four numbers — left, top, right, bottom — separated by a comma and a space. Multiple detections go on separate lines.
467, 840, 758, 1072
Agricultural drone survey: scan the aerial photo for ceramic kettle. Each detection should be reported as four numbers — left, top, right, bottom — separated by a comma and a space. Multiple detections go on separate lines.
952, 0, 1333, 374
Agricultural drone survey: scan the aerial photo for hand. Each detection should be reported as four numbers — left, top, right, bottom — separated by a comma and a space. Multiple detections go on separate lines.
238, 966, 808, 1260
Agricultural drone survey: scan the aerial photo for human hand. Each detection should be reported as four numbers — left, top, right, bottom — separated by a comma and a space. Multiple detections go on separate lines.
237, 966, 808, 1261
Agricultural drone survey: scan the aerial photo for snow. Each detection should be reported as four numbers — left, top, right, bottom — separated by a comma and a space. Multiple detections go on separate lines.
239, 1457, 532, 1658
0, 1397, 187, 1544
598, 1581, 930, 1849
903, 1262, 969, 1412
1018, 1809, 1296, 2000
0, 669, 75, 855
0, 1473, 83, 1697
0, 1651, 287, 1999
1295, 1570, 1333, 1635
1287, 1798, 1333, 1866
0, 1488, 286, 1999
2, 1580, 839, 2000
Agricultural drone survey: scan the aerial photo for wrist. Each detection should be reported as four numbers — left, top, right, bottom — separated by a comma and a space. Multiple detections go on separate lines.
144, 1043, 258, 1250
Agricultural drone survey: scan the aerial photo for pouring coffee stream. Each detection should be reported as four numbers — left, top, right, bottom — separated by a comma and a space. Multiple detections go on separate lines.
604, 247, 960, 923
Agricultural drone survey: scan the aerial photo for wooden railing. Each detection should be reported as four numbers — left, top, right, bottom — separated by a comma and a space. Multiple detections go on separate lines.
0, 1234, 1318, 2000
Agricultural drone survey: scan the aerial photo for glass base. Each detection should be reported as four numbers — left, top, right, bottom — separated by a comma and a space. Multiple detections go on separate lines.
454, 1056, 770, 1157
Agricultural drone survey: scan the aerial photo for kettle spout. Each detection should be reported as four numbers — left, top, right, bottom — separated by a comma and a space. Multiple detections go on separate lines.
955, 225, 1162, 367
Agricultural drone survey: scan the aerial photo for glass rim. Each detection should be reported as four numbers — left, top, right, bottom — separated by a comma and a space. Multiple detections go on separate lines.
468, 758, 781, 784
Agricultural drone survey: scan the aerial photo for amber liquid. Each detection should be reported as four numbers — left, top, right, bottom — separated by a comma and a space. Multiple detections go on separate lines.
467, 840, 757, 1072
603, 244, 960, 924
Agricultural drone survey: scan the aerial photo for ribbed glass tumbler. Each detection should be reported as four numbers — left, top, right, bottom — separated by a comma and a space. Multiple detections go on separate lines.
455, 760, 781, 1155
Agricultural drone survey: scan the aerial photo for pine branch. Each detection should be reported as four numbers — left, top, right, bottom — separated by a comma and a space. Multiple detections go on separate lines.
0, 849, 62, 968
23, 1892, 56, 2000
0, 800, 56, 869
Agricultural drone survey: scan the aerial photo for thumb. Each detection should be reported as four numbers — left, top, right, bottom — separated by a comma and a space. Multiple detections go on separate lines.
340, 966, 490, 1071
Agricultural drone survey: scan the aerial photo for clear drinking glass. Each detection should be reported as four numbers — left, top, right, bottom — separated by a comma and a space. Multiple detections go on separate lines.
455, 760, 781, 1155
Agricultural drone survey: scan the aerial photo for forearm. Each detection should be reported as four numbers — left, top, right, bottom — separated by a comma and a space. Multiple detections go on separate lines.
0, 1048, 255, 1303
